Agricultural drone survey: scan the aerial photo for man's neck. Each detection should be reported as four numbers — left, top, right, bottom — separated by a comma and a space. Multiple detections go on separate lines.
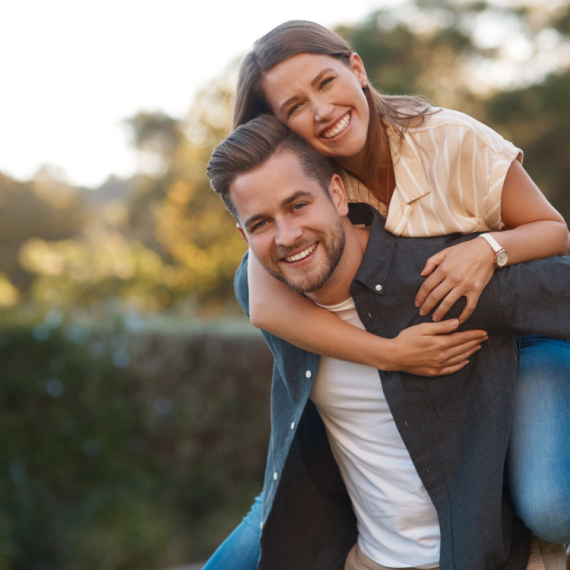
306, 222, 370, 306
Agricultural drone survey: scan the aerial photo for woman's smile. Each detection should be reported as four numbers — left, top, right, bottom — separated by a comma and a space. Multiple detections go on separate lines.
321, 111, 352, 139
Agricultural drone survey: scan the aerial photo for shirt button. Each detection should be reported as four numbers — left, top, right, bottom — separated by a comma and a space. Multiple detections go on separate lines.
291, 422, 295, 430
273, 472, 279, 481
305, 370, 312, 379
367, 312, 372, 318
260, 521, 264, 530
375, 284, 382, 291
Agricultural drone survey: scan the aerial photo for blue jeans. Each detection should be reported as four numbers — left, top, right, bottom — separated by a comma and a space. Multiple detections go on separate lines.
204, 336, 570, 568
507, 335, 570, 544
202, 494, 262, 570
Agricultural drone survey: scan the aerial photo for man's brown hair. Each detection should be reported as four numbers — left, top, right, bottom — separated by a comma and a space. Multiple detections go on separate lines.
207, 114, 336, 220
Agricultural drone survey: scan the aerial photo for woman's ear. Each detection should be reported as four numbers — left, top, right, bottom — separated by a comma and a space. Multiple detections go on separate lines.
349, 53, 367, 85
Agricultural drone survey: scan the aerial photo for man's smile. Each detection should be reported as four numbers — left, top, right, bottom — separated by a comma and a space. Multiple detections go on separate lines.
283, 243, 317, 263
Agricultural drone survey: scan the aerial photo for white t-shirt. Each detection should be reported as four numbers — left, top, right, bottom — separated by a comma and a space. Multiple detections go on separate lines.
309, 297, 440, 569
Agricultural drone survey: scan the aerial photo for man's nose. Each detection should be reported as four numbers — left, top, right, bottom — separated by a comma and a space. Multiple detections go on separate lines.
275, 222, 303, 248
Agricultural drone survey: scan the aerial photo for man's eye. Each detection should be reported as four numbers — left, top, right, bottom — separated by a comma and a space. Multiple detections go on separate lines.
293, 203, 306, 211
251, 220, 267, 232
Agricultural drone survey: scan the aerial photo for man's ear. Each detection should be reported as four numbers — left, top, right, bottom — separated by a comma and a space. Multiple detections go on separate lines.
236, 223, 249, 245
328, 174, 349, 216
349, 53, 367, 85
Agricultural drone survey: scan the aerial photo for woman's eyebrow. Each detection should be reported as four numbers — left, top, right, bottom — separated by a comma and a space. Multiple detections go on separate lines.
278, 68, 335, 114
310, 68, 335, 88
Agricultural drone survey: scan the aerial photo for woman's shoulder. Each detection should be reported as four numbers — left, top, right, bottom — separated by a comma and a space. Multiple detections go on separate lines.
407, 108, 515, 153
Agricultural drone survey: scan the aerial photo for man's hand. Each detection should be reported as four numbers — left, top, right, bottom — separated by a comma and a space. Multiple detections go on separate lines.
388, 319, 488, 376
415, 239, 495, 323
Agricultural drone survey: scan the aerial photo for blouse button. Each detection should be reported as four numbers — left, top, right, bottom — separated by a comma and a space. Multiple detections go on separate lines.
305, 370, 312, 379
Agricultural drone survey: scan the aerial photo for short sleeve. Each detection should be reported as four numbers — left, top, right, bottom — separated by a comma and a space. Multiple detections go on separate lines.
475, 120, 523, 231
386, 109, 524, 237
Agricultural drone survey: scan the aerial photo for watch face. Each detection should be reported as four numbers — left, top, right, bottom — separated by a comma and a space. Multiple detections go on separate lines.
496, 250, 508, 267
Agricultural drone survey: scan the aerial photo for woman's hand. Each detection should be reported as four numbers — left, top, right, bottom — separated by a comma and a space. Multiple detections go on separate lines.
388, 319, 488, 376
415, 238, 495, 324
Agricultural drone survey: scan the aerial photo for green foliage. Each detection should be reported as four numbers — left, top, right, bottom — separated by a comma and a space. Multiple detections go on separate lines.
485, 72, 570, 220
0, 318, 271, 568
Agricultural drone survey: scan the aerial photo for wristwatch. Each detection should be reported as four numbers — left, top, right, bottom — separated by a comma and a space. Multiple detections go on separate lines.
478, 233, 509, 268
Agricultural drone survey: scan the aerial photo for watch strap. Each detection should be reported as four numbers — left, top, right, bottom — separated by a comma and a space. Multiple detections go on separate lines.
478, 233, 507, 267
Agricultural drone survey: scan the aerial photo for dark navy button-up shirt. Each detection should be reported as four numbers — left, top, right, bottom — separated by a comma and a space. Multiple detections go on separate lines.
234, 204, 570, 570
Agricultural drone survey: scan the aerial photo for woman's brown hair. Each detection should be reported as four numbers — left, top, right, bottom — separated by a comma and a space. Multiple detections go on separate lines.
234, 20, 435, 205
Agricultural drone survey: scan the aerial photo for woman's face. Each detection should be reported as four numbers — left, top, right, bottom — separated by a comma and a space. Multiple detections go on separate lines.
262, 53, 370, 170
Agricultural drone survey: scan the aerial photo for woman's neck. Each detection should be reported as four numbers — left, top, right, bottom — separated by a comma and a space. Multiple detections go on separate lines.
336, 120, 395, 205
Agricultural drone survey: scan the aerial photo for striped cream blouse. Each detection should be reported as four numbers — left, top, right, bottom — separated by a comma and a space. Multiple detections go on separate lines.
342, 108, 523, 237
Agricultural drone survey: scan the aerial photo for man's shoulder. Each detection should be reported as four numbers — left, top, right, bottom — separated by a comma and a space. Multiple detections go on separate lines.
233, 251, 250, 316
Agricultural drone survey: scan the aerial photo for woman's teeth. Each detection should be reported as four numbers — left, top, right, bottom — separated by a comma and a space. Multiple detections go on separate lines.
322, 112, 351, 139
285, 244, 316, 262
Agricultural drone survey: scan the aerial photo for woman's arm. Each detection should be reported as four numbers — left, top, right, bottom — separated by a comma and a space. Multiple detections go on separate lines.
416, 159, 570, 323
248, 253, 488, 376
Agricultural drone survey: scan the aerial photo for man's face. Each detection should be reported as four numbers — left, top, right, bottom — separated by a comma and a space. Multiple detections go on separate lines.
230, 150, 348, 295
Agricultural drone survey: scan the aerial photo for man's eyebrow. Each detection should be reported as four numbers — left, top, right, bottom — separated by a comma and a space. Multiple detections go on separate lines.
281, 190, 313, 207
243, 190, 314, 231
278, 68, 335, 115
243, 213, 265, 231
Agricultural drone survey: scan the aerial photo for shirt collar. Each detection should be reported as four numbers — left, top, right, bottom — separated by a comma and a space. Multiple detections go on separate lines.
348, 203, 394, 295
387, 123, 431, 205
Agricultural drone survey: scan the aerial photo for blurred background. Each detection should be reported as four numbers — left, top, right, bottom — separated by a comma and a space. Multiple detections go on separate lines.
1, 0, 569, 568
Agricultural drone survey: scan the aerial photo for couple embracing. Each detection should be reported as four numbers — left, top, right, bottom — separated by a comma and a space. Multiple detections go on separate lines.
205, 21, 570, 570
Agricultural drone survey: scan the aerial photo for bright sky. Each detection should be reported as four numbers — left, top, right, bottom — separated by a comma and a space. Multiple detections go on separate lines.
0, 0, 396, 188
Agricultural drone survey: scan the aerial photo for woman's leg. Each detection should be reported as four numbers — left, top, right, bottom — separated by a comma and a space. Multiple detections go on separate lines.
202, 494, 263, 569
507, 336, 570, 544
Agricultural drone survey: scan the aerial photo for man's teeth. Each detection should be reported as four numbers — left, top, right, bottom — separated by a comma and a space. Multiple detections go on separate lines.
285, 244, 316, 262
322, 112, 351, 139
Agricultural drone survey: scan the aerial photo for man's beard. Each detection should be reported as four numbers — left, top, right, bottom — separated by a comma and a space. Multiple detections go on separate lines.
266, 217, 346, 295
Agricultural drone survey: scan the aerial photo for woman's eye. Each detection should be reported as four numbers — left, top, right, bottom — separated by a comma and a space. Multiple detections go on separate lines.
287, 103, 302, 117
320, 77, 334, 89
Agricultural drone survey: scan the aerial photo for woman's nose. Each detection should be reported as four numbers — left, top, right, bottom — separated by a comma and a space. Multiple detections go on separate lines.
314, 99, 334, 123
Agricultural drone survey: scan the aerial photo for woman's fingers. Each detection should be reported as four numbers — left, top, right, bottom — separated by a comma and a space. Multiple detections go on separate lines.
415, 270, 445, 308
439, 338, 484, 364
421, 320, 487, 343
420, 251, 445, 277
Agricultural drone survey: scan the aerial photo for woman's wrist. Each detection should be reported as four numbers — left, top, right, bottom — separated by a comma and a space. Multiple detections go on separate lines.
373, 336, 400, 371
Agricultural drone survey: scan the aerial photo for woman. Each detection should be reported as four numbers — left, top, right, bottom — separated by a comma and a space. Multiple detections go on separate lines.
204, 20, 570, 569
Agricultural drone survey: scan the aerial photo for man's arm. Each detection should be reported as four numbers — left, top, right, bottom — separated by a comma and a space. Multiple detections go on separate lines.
234, 251, 251, 318
493, 256, 570, 338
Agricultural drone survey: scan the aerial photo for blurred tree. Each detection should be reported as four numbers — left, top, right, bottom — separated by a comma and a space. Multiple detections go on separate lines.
124, 71, 247, 312
0, 171, 84, 296
4, 0, 569, 315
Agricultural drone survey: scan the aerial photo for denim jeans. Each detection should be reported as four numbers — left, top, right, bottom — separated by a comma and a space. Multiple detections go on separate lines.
203, 336, 570, 568
507, 335, 570, 544
202, 494, 262, 570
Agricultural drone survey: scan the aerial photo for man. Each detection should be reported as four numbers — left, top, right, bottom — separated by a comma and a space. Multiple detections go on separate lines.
206, 115, 570, 570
